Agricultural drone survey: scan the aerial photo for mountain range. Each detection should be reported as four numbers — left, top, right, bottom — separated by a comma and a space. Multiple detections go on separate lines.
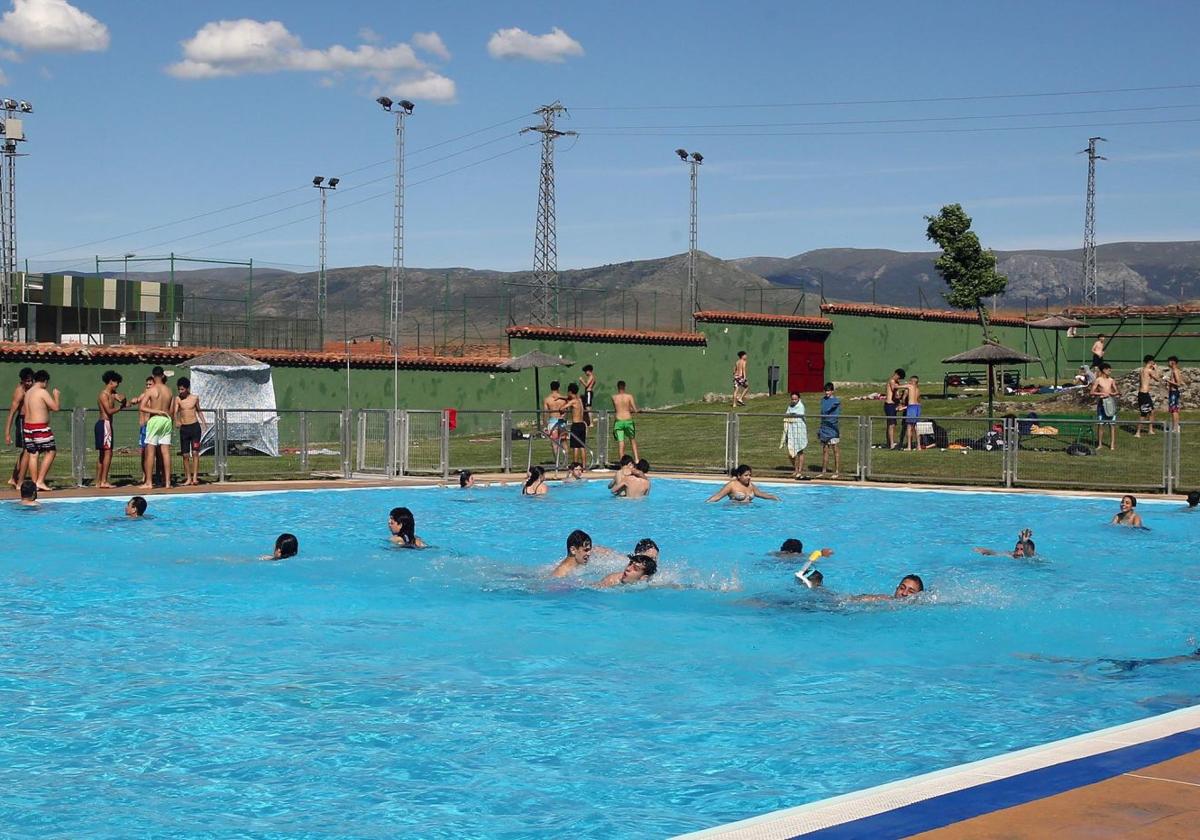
90, 240, 1200, 344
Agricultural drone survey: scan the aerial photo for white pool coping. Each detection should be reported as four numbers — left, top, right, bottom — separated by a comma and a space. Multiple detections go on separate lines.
675, 704, 1200, 839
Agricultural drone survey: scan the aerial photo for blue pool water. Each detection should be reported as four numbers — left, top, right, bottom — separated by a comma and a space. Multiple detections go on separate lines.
2, 481, 1199, 837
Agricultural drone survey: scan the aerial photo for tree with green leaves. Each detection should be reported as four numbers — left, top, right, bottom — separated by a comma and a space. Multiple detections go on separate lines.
925, 204, 1008, 341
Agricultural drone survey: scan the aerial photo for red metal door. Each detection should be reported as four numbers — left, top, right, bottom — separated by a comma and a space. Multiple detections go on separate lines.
787, 330, 827, 393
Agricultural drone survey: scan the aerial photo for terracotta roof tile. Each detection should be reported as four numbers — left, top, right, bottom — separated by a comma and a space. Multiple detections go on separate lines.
819, 302, 1029, 327
506, 324, 706, 345
693, 310, 833, 329
1064, 304, 1200, 319
0, 342, 509, 371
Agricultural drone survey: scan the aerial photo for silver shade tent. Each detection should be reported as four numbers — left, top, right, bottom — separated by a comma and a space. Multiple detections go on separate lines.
183, 350, 279, 457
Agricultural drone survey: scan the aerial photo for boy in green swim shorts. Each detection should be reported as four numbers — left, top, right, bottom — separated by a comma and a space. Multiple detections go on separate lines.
610, 379, 640, 462
139, 366, 176, 490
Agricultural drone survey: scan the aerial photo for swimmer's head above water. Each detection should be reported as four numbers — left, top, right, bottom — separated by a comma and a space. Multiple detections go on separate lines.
459, 470, 474, 488
273, 533, 299, 560
894, 575, 924, 598
1186, 490, 1199, 508
566, 529, 592, 564
620, 554, 657, 584
779, 538, 804, 554
633, 538, 659, 560
125, 496, 147, 518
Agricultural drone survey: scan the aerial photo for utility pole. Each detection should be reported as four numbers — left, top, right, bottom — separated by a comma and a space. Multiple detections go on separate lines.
0, 98, 31, 342
313, 176, 339, 347
675, 149, 703, 328
1080, 136, 1106, 307
522, 102, 575, 325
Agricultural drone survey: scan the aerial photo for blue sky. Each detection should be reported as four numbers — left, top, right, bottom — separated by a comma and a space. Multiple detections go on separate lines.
3, 0, 1200, 274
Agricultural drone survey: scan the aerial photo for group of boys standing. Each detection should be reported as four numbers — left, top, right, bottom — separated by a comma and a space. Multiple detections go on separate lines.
4, 365, 206, 492
541, 365, 642, 466
1088, 335, 1186, 450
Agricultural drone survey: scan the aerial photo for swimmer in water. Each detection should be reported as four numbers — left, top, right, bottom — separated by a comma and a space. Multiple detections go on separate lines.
595, 554, 658, 588
523, 465, 548, 496
1182, 490, 1199, 511
125, 496, 147, 518
1099, 648, 1200, 672
459, 470, 475, 488
267, 533, 298, 561
851, 574, 924, 602
632, 538, 659, 561
550, 529, 592, 577
563, 462, 586, 483
388, 506, 427, 548
706, 464, 779, 503
18, 478, 38, 507
793, 547, 834, 588
974, 528, 1035, 558
1111, 494, 1144, 528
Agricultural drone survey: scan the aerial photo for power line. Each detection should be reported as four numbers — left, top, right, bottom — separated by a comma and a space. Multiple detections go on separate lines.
577, 116, 1200, 138
177, 142, 537, 257
29, 112, 533, 259
571, 82, 1200, 110
572, 102, 1200, 131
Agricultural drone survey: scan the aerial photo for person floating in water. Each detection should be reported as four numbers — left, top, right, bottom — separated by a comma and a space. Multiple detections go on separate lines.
706, 464, 779, 503
1099, 648, 1200, 672
388, 506, 426, 548
1111, 494, 1145, 528
851, 574, 924, 602
595, 554, 658, 588
267, 533, 298, 561
125, 496, 147, 518
974, 529, 1036, 558
1181, 490, 1199, 511
522, 465, 548, 496
793, 547, 833, 589
550, 529, 592, 577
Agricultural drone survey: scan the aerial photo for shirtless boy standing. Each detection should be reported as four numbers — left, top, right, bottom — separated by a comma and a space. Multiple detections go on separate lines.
175, 377, 206, 486
611, 379, 640, 462
542, 380, 567, 457
732, 351, 749, 406
1090, 362, 1120, 450
96, 371, 128, 488
579, 364, 596, 427
884, 368, 905, 450
1091, 335, 1107, 369
20, 370, 60, 491
903, 376, 922, 451
1135, 354, 1160, 438
139, 367, 175, 490
565, 383, 587, 466
1165, 355, 1185, 431
5, 367, 33, 488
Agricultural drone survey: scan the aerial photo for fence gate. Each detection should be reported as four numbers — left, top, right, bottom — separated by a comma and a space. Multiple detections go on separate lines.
354, 409, 391, 475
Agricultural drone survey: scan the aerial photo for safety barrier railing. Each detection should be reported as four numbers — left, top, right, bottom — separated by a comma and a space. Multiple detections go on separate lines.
866, 415, 1011, 487
736, 411, 858, 479
5, 406, 1188, 493
1009, 415, 1169, 491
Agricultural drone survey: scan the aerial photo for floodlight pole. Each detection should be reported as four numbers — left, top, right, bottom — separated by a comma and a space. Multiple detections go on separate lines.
675, 149, 703, 329
1080, 136, 1106, 307
0, 98, 31, 342
377, 97, 414, 418
313, 176, 338, 347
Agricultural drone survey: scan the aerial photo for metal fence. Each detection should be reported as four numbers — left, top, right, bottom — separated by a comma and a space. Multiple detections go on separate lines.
6, 407, 1195, 494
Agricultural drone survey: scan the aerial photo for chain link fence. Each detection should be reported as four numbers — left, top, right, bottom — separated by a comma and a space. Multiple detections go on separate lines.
6, 406, 1194, 493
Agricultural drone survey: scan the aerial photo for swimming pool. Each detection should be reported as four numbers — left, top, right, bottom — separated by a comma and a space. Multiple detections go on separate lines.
2, 481, 1198, 837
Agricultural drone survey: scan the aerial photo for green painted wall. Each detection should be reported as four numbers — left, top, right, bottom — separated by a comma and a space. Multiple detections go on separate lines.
1070, 316, 1200, 374
510, 322, 789, 408
823, 315, 1053, 384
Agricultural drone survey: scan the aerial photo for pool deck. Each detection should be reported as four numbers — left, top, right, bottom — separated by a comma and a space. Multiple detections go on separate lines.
15, 472, 1196, 838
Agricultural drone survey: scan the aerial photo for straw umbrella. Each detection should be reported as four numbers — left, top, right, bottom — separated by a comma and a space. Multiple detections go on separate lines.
1026, 314, 1088, 387
498, 350, 575, 414
942, 342, 1041, 417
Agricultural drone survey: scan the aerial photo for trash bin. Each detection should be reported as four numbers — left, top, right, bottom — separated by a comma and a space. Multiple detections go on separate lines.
767, 363, 781, 396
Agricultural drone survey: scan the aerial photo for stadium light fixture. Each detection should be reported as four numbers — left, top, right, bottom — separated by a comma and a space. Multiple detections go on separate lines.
328, 177, 340, 188
376, 96, 393, 110
313, 176, 324, 186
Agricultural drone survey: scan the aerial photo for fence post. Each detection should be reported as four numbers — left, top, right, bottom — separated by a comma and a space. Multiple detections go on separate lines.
501, 410, 512, 472
384, 409, 397, 479
71, 407, 86, 486
299, 411, 309, 473
857, 415, 870, 481
1164, 426, 1176, 494
596, 410, 609, 467
215, 409, 228, 482
355, 410, 366, 472
440, 410, 450, 480
1003, 415, 1016, 488
397, 410, 409, 475
725, 413, 740, 471
340, 409, 351, 479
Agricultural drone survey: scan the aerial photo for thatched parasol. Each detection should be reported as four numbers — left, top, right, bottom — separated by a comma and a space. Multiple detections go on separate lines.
498, 351, 575, 413
943, 342, 1040, 417
1026, 314, 1089, 386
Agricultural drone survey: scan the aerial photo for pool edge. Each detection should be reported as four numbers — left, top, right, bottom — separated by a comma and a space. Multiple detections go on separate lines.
675, 704, 1200, 839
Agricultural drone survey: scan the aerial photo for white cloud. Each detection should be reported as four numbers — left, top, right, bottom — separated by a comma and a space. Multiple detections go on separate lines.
0, 46, 20, 61
167, 19, 456, 102
167, 19, 423, 77
486, 26, 582, 62
387, 70, 456, 103
0, 0, 109, 52
358, 26, 380, 43
411, 31, 449, 60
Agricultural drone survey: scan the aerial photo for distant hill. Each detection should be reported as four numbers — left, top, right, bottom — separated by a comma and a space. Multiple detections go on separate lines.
117, 240, 1200, 346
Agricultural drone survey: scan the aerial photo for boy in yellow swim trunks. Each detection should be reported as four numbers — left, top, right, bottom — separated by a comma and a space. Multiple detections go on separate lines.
610, 379, 639, 462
